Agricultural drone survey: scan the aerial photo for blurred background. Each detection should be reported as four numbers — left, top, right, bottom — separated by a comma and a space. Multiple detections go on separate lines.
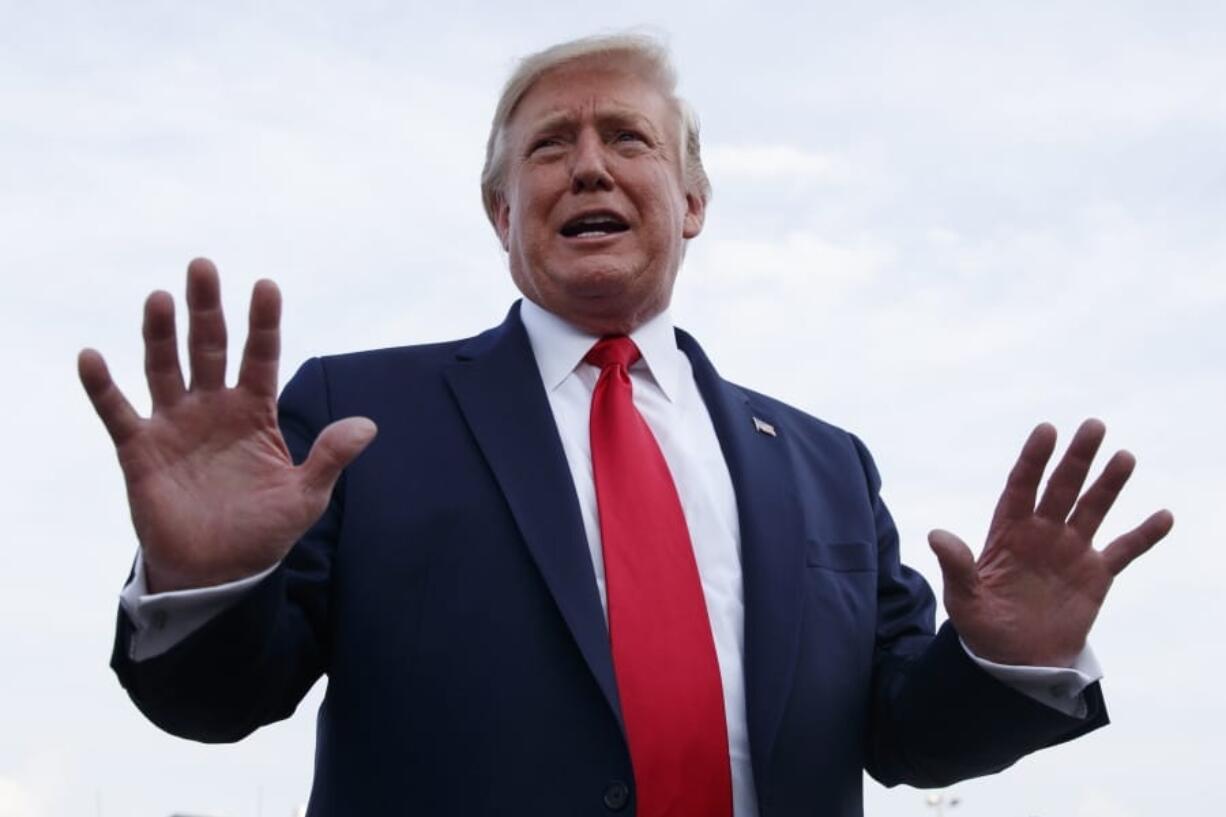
1, 1, 1222, 814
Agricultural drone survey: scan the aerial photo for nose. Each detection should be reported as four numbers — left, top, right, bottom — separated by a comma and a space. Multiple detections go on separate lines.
570, 130, 614, 194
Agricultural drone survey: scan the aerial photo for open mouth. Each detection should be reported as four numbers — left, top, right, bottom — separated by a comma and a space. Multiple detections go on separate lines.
559, 212, 630, 239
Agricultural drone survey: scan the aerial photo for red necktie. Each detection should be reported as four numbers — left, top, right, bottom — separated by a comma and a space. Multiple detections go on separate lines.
585, 336, 733, 817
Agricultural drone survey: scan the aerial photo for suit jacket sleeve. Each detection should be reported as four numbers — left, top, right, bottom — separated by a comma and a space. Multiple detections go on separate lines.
110, 357, 338, 743
852, 434, 1109, 788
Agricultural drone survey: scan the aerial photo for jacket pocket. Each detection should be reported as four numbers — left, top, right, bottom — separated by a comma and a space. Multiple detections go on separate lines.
806, 538, 877, 572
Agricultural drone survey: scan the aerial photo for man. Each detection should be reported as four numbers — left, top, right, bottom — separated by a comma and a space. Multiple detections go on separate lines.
79, 34, 1172, 817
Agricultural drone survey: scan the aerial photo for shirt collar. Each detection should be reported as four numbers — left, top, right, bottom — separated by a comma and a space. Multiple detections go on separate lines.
518, 297, 682, 403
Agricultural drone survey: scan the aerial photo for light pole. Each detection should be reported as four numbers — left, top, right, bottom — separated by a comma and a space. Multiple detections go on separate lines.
925, 792, 961, 816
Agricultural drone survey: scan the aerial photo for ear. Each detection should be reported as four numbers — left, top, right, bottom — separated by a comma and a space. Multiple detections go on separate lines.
682, 191, 705, 240
493, 195, 511, 251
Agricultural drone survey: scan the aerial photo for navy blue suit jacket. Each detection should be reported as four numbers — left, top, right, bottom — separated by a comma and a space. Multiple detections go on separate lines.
113, 303, 1107, 816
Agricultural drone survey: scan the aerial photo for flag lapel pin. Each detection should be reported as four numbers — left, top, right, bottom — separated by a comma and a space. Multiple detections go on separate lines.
752, 417, 777, 437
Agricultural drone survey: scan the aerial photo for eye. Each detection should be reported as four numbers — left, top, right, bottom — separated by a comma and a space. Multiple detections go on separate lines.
531, 135, 569, 152
613, 130, 648, 145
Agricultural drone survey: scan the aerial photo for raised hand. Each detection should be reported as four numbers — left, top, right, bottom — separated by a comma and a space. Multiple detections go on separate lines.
928, 419, 1173, 667
79, 258, 377, 593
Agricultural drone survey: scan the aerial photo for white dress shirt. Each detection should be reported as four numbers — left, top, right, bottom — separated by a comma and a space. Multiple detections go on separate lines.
121, 299, 1101, 817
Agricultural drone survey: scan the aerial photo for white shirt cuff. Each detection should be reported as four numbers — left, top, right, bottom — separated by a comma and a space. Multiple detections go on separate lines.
118, 550, 278, 663
961, 638, 1103, 718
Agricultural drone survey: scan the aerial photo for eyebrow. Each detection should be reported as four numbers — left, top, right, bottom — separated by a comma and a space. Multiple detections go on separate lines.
524, 106, 663, 141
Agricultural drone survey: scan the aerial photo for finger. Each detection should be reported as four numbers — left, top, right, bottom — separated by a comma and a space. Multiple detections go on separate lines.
1102, 509, 1174, 576
237, 279, 282, 398
1035, 418, 1106, 522
186, 257, 228, 390
298, 417, 379, 499
928, 528, 978, 600
143, 290, 186, 409
1067, 449, 1136, 539
988, 422, 1058, 530
78, 348, 142, 445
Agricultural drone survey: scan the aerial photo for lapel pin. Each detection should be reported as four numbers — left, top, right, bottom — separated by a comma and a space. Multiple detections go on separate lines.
752, 417, 777, 437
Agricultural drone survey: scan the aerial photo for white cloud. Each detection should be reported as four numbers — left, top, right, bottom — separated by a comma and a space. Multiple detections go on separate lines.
691, 230, 888, 291
1074, 788, 1141, 817
0, 778, 42, 817
704, 144, 844, 184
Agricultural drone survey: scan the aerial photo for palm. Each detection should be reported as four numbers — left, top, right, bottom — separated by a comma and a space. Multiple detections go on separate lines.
930, 421, 1173, 667
120, 390, 305, 589
80, 259, 376, 592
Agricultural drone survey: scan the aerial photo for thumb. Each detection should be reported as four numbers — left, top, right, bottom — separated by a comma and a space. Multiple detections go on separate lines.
300, 417, 378, 497
928, 528, 978, 600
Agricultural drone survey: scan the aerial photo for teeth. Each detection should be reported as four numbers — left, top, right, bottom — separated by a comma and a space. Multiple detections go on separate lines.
575, 215, 623, 226
561, 213, 627, 238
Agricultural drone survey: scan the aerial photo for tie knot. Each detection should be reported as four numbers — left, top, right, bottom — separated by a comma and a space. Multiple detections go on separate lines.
585, 336, 641, 371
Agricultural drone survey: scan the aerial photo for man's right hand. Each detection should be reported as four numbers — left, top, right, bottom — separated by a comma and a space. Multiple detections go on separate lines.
79, 258, 377, 593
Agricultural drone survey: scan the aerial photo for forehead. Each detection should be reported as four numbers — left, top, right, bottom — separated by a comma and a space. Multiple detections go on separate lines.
506, 60, 676, 137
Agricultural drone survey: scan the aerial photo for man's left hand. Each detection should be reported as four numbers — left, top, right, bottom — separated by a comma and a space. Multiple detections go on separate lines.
929, 419, 1174, 668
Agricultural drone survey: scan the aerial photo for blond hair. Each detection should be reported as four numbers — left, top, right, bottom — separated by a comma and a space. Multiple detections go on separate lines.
479, 33, 712, 228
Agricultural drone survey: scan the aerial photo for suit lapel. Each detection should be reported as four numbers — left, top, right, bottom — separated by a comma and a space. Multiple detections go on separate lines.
678, 330, 807, 794
443, 304, 623, 728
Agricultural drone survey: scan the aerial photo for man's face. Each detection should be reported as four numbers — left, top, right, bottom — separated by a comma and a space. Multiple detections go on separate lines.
494, 60, 705, 335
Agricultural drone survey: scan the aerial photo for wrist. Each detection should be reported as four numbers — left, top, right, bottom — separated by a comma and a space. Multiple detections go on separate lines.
143, 550, 281, 594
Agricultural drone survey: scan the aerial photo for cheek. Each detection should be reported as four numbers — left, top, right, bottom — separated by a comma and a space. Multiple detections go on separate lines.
505, 170, 554, 225
639, 169, 689, 227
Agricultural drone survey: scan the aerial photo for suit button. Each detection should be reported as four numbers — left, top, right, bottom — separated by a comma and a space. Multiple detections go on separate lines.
603, 781, 630, 811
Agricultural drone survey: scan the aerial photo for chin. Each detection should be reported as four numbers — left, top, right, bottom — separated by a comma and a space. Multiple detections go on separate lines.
570, 284, 670, 336
544, 256, 641, 298
512, 254, 672, 333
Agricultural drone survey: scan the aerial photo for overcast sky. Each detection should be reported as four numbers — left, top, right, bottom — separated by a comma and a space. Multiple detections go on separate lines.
2, 1, 1223, 815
